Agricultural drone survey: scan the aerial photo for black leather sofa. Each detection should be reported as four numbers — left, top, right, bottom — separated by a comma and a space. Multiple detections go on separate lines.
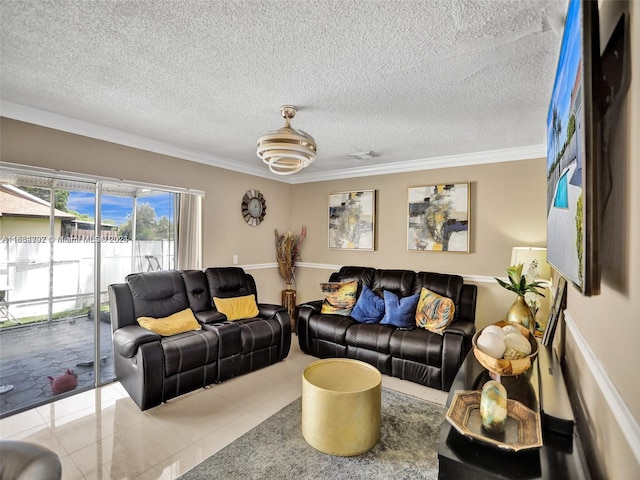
297, 266, 477, 391
109, 267, 291, 410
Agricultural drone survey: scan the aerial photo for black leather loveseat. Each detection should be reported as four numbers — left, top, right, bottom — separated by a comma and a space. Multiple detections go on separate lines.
109, 267, 291, 410
297, 266, 477, 391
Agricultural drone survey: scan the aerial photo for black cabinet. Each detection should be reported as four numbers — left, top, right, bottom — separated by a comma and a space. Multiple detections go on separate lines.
438, 349, 590, 479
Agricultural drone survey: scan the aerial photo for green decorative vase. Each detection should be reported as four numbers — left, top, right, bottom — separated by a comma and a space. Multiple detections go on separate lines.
506, 295, 533, 330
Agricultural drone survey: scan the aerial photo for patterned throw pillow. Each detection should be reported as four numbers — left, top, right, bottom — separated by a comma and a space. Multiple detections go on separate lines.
320, 281, 358, 315
350, 284, 385, 323
137, 308, 201, 336
415, 287, 456, 334
380, 290, 420, 329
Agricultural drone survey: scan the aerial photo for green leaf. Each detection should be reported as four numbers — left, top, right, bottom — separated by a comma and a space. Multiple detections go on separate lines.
496, 263, 546, 297
506, 264, 524, 286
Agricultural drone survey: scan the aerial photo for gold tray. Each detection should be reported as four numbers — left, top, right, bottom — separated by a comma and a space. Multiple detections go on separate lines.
445, 390, 542, 452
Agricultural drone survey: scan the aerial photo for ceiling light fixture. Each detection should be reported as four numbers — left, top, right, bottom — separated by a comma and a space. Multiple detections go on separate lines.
257, 105, 317, 175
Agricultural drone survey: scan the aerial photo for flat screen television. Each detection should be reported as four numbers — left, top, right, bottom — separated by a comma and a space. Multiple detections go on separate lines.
546, 0, 601, 296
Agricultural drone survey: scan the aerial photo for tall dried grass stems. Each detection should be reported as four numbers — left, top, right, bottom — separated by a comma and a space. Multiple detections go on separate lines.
275, 226, 306, 287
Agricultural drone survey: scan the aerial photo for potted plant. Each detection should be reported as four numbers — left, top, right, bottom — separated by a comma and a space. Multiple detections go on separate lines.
495, 264, 546, 330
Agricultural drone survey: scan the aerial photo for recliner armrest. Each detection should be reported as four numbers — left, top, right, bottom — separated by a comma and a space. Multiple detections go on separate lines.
458, 284, 478, 324
298, 300, 323, 313
441, 319, 476, 391
258, 303, 287, 319
296, 303, 321, 328
113, 325, 161, 358
443, 320, 475, 338
258, 303, 291, 360
296, 303, 324, 347
195, 309, 227, 324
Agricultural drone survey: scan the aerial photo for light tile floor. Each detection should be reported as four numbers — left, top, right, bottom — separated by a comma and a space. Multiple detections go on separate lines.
0, 342, 448, 479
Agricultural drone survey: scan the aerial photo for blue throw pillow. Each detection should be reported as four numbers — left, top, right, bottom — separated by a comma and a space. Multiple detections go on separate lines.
380, 290, 420, 329
350, 285, 385, 323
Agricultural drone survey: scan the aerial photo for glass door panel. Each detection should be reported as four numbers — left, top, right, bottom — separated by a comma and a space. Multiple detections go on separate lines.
98, 188, 134, 383
0, 182, 97, 416
0, 188, 53, 416
134, 191, 176, 272
52, 184, 98, 397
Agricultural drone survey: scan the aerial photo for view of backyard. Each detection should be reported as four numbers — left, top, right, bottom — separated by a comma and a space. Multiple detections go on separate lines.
0, 239, 174, 417
0, 177, 177, 417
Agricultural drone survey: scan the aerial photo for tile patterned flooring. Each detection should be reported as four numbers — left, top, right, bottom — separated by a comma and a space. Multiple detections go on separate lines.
0, 341, 448, 479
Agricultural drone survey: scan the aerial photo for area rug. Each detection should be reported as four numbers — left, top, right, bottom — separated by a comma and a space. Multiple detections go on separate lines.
179, 388, 444, 479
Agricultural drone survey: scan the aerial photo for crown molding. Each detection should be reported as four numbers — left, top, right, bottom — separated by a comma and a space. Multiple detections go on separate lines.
2, 101, 545, 184
1, 101, 279, 181
289, 145, 546, 183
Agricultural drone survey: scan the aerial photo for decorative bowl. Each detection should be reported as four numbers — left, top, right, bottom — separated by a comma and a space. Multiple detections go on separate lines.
472, 321, 538, 377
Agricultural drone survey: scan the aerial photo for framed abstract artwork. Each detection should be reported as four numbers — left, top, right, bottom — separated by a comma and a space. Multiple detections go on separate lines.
407, 183, 470, 252
328, 190, 376, 250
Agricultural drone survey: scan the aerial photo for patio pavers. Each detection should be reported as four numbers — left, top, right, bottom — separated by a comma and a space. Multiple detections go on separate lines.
0, 317, 114, 417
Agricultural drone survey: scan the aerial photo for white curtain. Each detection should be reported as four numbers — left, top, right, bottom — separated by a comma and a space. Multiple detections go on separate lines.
177, 193, 202, 270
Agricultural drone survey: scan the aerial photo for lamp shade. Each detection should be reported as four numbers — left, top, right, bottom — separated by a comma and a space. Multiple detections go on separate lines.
511, 247, 553, 284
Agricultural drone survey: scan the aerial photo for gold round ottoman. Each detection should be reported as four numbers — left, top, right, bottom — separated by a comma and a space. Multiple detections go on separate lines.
302, 358, 382, 456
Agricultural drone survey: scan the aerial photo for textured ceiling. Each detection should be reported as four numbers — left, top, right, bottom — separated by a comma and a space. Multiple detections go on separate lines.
0, 0, 567, 183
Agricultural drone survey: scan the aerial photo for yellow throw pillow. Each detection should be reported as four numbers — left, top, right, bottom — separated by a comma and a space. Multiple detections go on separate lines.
415, 287, 456, 334
213, 294, 260, 321
320, 281, 358, 315
137, 308, 201, 336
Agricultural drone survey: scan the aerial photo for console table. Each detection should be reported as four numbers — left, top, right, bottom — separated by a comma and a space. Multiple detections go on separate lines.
438, 350, 590, 479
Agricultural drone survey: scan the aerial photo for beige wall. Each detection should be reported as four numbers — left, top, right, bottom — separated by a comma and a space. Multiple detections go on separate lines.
290, 159, 551, 327
1, 120, 550, 324
0, 118, 551, 325
0, 118, 290, 303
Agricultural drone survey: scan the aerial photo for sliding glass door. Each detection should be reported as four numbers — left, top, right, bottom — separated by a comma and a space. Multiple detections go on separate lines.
0, 168, 178, 417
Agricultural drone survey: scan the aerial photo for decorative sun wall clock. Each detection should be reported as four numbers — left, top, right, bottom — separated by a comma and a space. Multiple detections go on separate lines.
242, 189, 266, 226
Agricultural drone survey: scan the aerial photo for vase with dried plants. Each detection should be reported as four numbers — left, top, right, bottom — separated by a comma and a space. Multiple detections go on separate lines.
275, 226, 306, 328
